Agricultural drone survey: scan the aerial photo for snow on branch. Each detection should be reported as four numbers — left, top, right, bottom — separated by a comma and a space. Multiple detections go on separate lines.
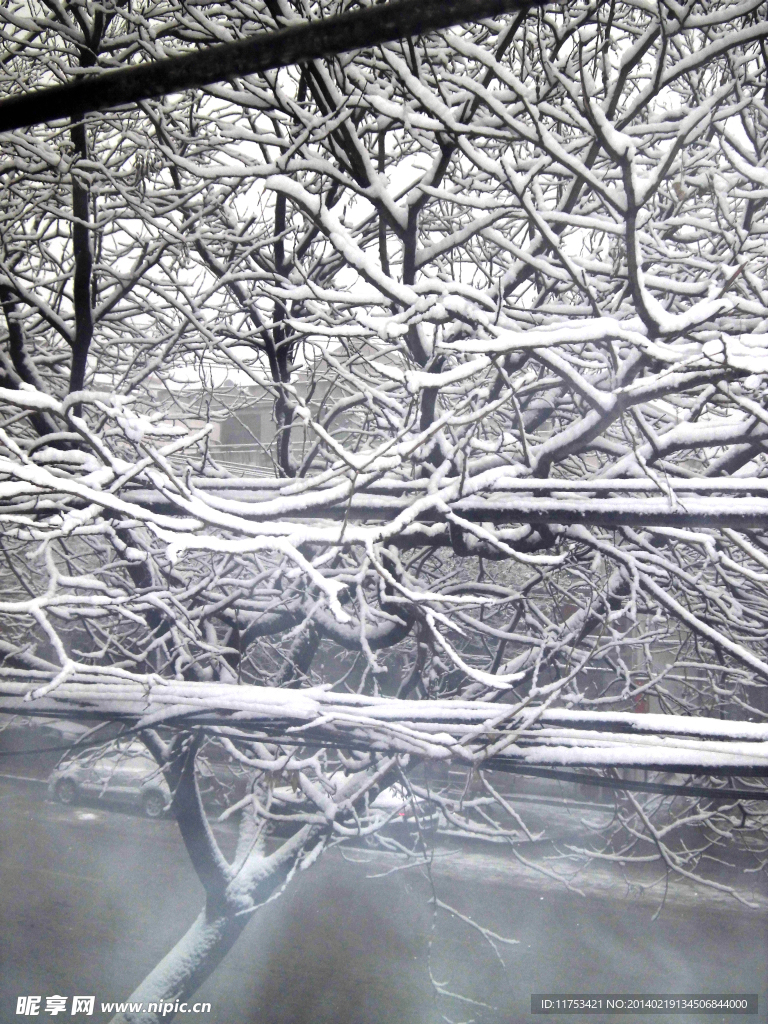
1, 678, 768, 774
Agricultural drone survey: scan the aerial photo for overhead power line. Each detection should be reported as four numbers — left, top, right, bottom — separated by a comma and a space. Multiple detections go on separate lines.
485, 763, 768, 804
1, 730, 766, 805
3, 683, 768, 779
0, 0, 543, 133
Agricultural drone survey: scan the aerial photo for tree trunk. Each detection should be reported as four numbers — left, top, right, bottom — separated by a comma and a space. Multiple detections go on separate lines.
110, 903, 249, 1024
110, 813, 316, 1024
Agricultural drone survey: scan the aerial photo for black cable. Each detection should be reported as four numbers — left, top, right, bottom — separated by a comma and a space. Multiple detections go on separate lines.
484, 762, 768, 803
2, 722, 767, 802
0, 0, 543, 132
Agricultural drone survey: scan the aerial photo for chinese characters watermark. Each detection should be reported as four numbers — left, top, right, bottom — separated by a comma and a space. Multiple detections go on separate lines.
16, 996, 94, 1016
16, 996, 209, 1016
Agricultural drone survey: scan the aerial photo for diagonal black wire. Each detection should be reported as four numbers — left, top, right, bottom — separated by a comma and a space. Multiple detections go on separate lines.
484, 762, 768, 804
2, 726, 767, 803
0, 0, 545, 133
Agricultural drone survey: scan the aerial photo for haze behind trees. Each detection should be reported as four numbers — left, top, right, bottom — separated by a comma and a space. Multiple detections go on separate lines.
1, 0, 768, 1020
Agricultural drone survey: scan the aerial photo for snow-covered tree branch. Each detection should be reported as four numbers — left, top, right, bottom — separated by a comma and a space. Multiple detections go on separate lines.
2, 0, 768, 1019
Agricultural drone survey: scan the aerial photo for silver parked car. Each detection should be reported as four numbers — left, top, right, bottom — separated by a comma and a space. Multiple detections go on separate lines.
48, 740, 171, 818
369, 784, 440, 836
267, 782, 440, 838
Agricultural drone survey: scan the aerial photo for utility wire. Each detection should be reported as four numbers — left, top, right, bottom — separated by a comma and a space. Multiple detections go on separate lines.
0, 0, 543, 133
2, 727, 766, 803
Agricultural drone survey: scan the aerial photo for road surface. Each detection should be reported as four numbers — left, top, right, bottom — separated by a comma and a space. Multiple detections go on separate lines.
0, 778, 766, 1024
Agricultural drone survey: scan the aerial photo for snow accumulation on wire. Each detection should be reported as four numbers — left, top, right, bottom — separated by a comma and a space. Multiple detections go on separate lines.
2, 679, 768, 773
4, 2, 768, 948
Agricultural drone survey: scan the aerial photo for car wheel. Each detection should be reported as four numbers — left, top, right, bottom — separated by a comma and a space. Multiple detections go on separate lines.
55, 779, 78, 805
142, 791, 166, 818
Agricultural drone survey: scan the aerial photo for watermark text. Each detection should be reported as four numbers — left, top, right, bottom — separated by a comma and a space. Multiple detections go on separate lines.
16, 996, 211, 1016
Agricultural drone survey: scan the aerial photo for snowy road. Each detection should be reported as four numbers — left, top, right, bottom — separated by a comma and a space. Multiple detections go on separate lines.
0, 778, 766, 1024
